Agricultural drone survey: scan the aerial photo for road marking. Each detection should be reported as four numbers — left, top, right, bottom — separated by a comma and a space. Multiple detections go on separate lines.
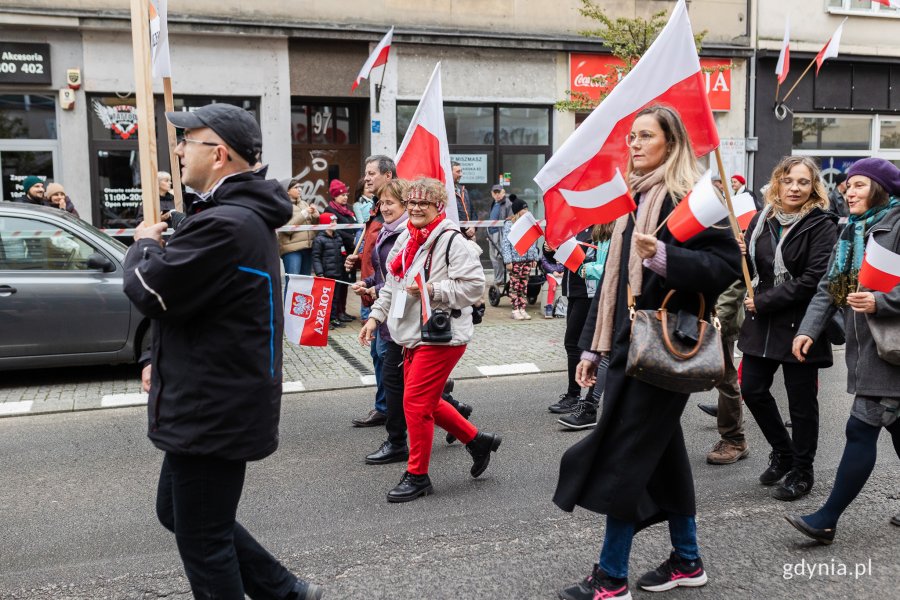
0, 401, 33, 416
100, 393, 148, 408
282, 381, 305, 393
359, 375, 377, 385
477, 362, 540, 376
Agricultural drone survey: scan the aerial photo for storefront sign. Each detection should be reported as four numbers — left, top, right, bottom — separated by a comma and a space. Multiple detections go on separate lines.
450, 153, 488, 184
569, 54, 732, 111
0, 42, 51, 85
92, 100, 139, 140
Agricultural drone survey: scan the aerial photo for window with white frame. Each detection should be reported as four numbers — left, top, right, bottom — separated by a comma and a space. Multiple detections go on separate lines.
792, 114, 900, 185
827, 0, 899, 16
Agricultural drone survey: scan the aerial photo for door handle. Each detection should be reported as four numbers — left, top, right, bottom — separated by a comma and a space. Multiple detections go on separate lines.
0, 285, 17, 297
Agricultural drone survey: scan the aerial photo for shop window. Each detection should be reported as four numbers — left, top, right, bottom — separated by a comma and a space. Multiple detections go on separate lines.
1, 150, 54, 201
792, 116, 872, 151
828, 0, 899, 14
498, 107, 549, 146
879, 119, 900, 149
96, 149, 142, 229
0, 94, 56, 140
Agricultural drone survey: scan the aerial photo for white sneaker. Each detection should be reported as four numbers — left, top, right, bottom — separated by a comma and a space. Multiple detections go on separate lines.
521, 309, 532, 320
511, 309, 525, 320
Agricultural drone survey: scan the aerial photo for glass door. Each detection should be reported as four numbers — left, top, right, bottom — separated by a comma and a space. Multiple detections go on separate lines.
0, 141, 58, 201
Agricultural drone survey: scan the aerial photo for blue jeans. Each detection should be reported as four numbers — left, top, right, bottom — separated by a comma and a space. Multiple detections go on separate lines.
282, 248, 312, 276
371, 329, 387, 414
599, 514, 700, 579
156, 453, 298, 599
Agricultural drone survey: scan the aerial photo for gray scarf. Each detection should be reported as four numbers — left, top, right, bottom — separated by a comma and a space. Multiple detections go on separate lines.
749, 204, 796, 289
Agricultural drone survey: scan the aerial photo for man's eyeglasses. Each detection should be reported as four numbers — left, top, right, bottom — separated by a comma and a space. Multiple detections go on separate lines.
176, 133, 232, 161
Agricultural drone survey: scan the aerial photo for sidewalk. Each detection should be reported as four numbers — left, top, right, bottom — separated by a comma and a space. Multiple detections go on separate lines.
0, 301, 567, 418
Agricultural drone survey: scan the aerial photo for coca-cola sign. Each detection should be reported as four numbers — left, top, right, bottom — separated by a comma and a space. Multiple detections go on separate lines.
570, 54, 731, 111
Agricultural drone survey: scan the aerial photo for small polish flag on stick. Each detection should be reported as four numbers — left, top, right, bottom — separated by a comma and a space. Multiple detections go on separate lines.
351, 27, 393, 92
775, 16, 790, 85
859, 237, 900, 293
284, 275, 335, 347
666, 171, 730, 242
554, 236, 587, 273
731, 191, 758, 231
414, 270, 432, 321
872, 0, 900, 8
815, 18, 846, 75
508, 212, 544, 255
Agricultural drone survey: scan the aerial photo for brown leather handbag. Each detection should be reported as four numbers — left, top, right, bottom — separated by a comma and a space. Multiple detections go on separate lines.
625, 289, 726, 393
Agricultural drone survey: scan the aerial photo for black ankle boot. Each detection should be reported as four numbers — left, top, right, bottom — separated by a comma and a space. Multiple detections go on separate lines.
446, 402, 474, 444
387, 471, 433, 503
759, 451, 793, 486
466, 431, 502, 478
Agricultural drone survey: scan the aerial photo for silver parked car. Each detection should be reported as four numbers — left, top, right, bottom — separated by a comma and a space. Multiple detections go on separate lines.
0, 201, 150, 370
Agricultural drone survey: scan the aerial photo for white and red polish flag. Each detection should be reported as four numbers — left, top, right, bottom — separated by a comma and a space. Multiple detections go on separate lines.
395, 62, 459, 223
859, 237, 900, 293
284, 275, 335, 347
351, 27, 393, 92
533, 0, 718, 247
872, 0, 900, 9
775, 16, 790, 85
508, 211, 544, 255
554, 236, 587, 273
149, 0, 171, 78
815, 18, 847, 75
666, 171, 729, 242
413, 270, 432, 321
731, 191, 758, 230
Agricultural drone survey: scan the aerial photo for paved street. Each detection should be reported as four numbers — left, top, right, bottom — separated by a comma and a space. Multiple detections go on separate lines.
1, 361, 898, 599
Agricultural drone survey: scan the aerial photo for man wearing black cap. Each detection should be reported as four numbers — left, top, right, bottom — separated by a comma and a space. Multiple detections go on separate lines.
487, 184, 512, 285
123, 103, 323, 600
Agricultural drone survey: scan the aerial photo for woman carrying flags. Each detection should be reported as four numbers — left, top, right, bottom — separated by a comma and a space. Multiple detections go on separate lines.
554, 105, 741, 600
360, 178, 501, 503
738, 156, 838, 502
786, 158, 900, 543
500, 198, 542, 320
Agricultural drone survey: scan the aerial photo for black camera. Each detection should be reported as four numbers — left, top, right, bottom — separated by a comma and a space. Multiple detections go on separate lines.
421, 309, 453, 343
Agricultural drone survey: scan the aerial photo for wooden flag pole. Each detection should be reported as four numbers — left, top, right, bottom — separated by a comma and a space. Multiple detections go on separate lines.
130, 0, 160, 224
778, 55, 817, 104
162, 77, 184, 212
714, 147, 755, 298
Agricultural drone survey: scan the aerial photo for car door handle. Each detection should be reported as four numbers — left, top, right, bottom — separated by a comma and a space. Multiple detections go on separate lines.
0, 285, 17, 297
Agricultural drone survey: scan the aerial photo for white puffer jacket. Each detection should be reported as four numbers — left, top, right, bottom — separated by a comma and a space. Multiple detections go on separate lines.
369, 218, 485, 348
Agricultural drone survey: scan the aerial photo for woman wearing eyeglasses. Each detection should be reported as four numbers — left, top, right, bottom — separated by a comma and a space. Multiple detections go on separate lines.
738, 156, 838, 502
360, 177, 500, 503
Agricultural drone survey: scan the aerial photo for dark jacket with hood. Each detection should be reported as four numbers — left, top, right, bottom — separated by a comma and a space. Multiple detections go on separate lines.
123, 168, 292, 462
312, 230, 348, 280
738, 207, 838, 365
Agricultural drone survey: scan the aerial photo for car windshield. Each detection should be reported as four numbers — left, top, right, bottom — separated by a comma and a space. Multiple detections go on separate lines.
48, 209, 129, 253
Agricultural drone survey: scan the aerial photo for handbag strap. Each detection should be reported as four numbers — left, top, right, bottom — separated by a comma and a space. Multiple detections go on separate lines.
660, 312, 710, 359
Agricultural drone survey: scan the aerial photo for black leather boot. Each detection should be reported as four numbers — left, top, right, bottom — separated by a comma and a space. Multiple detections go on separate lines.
387, 471, 433, 503
466, 431, 502, 478
365, 440, 409, 465
759, 451, 793, 486
445, 401, 473, 444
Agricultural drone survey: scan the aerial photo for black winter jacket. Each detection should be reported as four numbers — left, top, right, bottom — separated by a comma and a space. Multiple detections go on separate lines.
738, 207, 838, 364
323, 206, 357, 255
544, 226, 596, 299
123, 169, 292, 462
312, 231, 348, 280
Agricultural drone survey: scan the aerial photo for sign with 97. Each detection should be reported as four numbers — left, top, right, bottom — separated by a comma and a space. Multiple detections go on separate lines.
0, 42, 52, 85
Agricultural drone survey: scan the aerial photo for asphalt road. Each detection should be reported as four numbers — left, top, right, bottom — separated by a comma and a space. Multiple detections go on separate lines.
1, 364, 898, 599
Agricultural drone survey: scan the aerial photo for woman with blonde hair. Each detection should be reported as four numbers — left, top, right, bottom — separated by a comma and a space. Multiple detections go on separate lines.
554, 104, 741, 599
738, 155, 838, 502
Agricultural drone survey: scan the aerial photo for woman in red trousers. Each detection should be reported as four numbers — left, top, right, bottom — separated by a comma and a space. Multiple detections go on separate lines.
360, 177, 501, 503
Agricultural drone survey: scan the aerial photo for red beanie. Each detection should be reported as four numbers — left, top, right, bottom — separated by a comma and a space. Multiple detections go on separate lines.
319, 213, 335, 225
731, 174, 746, 185
329, 179, 348, 197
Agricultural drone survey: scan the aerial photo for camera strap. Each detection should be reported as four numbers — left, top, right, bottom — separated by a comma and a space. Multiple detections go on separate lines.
420, 228, 462, 325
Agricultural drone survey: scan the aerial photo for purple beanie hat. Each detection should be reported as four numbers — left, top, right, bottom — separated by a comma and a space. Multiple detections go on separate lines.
846, 158, 900, 195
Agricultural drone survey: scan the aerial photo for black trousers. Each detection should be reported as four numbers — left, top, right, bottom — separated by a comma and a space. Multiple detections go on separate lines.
564, 297, 592, 398
741, 355, 820, 473
382, 339, 407, 447
156, 453, 296, 600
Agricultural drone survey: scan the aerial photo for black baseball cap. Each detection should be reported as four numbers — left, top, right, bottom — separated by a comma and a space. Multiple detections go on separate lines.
166, 103, 261, 165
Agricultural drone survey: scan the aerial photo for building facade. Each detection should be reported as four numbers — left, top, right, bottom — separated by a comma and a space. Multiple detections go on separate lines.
0, 0, 753, 229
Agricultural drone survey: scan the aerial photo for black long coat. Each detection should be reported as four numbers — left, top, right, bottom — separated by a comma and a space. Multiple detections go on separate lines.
738, 207, 838, 365
553, 194, 741, 528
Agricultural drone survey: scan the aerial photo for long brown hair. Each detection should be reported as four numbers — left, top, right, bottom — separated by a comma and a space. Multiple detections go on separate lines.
592, 222, 615, 242
626, 104, 701, 200
763, 156, 829, 216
